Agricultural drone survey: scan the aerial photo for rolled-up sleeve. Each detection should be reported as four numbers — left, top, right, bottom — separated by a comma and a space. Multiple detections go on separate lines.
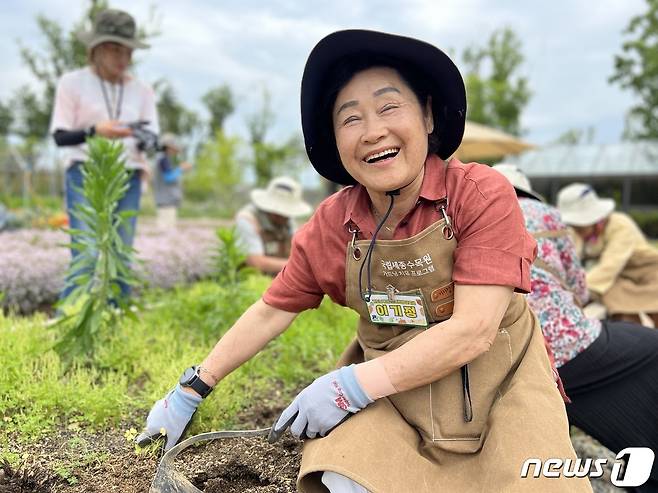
262, 220, 325, 312
451, 168, 536, 292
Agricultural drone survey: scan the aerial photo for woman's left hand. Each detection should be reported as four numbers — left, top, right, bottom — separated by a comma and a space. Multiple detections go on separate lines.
269, 365, 373, 442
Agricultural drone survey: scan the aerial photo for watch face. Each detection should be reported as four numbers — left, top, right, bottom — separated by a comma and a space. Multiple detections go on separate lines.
180, 366, 197, 386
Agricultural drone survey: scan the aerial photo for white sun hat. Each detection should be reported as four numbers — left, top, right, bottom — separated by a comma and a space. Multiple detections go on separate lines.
250, 176, 313, 218
492, 163, 545, 202
556, 183, 615, 226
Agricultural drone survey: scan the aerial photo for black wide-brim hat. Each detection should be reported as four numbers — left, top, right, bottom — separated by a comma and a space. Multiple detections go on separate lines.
301, 29, 467, 185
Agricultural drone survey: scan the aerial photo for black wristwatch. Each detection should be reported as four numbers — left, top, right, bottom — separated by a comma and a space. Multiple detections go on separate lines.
179, 366, 213, 398
86, 125, 96, 138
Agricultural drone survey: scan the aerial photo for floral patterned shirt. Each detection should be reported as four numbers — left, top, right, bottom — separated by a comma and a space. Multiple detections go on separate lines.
519, 198, 601, 367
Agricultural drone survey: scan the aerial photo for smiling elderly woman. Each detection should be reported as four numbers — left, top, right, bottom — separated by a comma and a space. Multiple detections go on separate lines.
138, 30, 592, 493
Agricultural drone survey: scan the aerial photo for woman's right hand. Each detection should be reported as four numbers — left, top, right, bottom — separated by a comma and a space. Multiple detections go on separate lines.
95, 120, 133, 139
135, 384, 202, 450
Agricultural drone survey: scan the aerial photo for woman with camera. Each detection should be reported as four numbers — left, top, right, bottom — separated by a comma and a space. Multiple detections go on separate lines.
50, 8, 158, 301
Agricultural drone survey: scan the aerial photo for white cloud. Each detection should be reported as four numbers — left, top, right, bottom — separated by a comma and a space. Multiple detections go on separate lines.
0, 0, 649, 146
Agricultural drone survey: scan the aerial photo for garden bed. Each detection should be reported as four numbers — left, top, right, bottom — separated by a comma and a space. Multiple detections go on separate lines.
0, 397, 293, 493
0, 221, 219, 314
173, 435, 301, 493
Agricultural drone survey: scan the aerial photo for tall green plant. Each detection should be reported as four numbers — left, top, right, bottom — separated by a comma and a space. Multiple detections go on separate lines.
55, 138, 138, 361
213, 227, 255, 288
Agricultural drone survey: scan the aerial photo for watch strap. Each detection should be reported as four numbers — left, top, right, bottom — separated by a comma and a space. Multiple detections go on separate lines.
181, 366, 213, 399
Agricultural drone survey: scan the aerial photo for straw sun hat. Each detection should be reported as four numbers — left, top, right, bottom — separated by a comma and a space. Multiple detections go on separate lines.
250, 177, 312, 218
557, 183, 615, 226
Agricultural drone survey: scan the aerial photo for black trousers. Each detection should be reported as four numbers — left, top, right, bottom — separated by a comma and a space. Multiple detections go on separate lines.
560, 321, 658, 492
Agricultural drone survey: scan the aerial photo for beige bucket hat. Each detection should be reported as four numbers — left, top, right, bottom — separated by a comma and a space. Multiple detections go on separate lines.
557, 183, 615, 226
250, 177, 313, 218
78, 9, 150, 50
492, 163, 545, 202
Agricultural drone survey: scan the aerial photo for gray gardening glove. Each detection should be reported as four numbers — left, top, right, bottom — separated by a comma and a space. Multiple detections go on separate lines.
135, 384, 202, 450
268, 365, 373, 442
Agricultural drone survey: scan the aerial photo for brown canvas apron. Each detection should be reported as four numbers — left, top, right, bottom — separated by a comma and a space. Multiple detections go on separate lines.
298, 211, 591, 492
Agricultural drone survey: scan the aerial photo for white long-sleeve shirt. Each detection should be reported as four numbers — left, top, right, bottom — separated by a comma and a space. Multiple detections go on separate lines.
50, 66, 159, 170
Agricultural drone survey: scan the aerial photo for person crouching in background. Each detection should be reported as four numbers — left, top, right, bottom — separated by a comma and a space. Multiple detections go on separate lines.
557, 183, 658, 327
234, 177, 312, 275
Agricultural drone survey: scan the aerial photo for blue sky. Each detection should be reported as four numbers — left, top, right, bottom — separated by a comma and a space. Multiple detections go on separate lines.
0, 0, 647, 149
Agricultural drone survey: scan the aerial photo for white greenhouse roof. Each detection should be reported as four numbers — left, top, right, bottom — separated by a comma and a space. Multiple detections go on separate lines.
506, 141, 658, 178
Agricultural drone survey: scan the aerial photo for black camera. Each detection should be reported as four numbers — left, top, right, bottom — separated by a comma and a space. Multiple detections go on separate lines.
127, 120, 161, 154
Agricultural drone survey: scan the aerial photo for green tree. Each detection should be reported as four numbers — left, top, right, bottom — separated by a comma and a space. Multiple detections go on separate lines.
13, 1, 108, 141
0, 100, 14, 137
154, 80, 200, 137
11, 86, 51, 142
610, 0, 658, 139
246, 89, 304, 185
185, 130, 243, 211
252, 137, 304, 186
462, 27, 531, 136
202, 84, 235, 133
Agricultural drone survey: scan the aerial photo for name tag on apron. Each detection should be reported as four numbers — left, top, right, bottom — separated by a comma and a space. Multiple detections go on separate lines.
366, 294, 428, 327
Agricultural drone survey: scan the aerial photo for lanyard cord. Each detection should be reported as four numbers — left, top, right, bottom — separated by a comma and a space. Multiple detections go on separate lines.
99, 76, 124, 120
359, 191, 398, 302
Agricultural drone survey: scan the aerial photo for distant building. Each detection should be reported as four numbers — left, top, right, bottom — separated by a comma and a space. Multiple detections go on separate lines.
507, 142, 658, 210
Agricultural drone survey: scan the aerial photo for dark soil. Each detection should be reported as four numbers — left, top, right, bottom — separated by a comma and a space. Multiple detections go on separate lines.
0, 460, 56, 493
174, 435, 302, 493
0, 424, 159, 493
0, 394, 293, 493
172, 393, 302, 492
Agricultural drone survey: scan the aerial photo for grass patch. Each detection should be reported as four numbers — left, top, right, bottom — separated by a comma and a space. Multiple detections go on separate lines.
0, 275, 357, 454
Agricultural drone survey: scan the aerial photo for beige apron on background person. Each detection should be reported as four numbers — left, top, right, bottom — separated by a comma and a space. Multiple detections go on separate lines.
576, 212, 658, 315
298, 209, 591, 492
236, 204, 293, 258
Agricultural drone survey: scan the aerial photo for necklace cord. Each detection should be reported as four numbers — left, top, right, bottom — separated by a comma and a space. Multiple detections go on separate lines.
359, 192, 396, 302
99, 76, 124, 120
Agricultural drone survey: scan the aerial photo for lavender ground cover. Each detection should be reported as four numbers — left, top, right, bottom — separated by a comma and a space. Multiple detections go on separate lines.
0, 222, 218, 313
